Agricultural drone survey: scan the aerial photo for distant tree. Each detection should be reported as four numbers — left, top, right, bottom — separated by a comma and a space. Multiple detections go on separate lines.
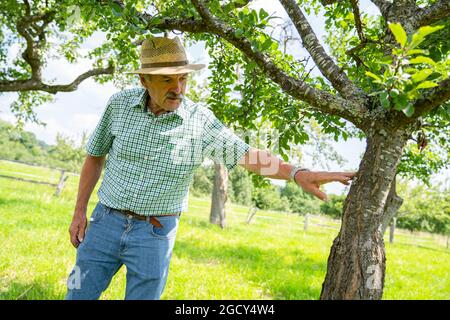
47, 133, 87, 172
320, 194, 346, 219
190, 165, 215, 197
253, 184, 291, 212
229, 165, 253, 206
281, 180, 320, 215
0, 119, 47, 162
396, 181, 450, 235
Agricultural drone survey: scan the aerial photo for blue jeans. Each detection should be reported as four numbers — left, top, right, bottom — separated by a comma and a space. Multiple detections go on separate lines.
65, 202, 179, 300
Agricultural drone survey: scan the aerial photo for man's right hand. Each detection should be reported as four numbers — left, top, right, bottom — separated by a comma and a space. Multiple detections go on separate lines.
69, 212, 87, 248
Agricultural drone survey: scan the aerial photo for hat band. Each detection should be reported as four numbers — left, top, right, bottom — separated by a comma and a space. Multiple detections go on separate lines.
141, 60, 188, 68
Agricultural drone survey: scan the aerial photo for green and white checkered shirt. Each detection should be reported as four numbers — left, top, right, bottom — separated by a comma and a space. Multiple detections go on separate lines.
86, 87, 250, 216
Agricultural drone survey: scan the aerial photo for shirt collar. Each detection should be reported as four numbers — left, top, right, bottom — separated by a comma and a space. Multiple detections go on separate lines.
132, 87, 189, 122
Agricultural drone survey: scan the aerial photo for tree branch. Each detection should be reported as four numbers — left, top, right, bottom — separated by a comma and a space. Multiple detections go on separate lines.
278, 0, 366, 103
16, 15, 44, 80
8, 2, 115, 94
350, 0, 365, 42
369, 0, 392, 17
188, 0, 366, 126
0, 65, 115, 93
345, 0, 378, 69
416, 0, 450, 26
94, 0, 367, 126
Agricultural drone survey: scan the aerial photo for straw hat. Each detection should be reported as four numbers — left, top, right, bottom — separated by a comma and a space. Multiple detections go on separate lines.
129, 36, 205, 75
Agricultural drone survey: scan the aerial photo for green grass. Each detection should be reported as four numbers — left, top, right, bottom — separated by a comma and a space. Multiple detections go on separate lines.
0, 162, 449, 300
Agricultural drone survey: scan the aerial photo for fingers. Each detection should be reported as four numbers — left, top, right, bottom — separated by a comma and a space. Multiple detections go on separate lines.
338, 176, 352, 185
295, 170, 356, 201
341, 171, 356, 178
337, 172, 357, 185
304, 184, 328, 202
315, 189, 328, 202
69, 214, 87, 248
69, 226, 80, 248
77, 224, 86, 244
69, 221, 86, 248
318, 172, 357, 185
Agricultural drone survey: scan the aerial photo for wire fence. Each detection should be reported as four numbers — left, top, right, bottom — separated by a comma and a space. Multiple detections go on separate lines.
1, 158, 448, 251
0, 158, 80, 196
237, 206, 449, 251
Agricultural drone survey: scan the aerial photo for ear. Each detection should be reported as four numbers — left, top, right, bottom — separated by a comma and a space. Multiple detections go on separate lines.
139, 74, 146, 87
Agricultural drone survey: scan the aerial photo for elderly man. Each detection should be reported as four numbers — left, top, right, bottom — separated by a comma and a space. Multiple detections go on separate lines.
65, 36, 355, 300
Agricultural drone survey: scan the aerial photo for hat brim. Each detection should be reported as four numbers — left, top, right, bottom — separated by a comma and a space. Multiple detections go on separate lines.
127, 64, 206, 75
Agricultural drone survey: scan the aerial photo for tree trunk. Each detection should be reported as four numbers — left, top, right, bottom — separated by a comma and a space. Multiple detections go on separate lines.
320, 128, 411, 300
380, 175, 404, 235
210, 161, 228, 228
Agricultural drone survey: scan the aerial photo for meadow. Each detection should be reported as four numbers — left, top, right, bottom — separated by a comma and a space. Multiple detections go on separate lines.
0, 160, 449, 300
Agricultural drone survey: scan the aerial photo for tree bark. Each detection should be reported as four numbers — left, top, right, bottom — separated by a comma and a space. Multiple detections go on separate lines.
210, 161, 228, 228
320, 127, 411, 300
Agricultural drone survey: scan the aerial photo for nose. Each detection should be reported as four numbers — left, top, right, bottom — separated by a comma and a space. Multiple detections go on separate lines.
170, 81, 183, 95
172, 86, 181, 95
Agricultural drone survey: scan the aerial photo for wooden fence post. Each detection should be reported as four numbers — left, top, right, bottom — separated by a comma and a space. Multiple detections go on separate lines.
304, 213, 309, 232
54, 170, 68, 196
389, 217, 396, 244
246, 207, 257, 224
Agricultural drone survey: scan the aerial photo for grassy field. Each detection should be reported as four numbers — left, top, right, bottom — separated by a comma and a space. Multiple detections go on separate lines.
0, 160, 449, 300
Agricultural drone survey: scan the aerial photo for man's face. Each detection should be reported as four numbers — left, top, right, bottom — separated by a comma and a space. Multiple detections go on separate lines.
140, 73, 188, 112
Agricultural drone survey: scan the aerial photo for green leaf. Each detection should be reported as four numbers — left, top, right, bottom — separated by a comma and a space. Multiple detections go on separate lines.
393, 93, 409, 111
150, 28, 162, 34
366, 71, 382, 82
259, 8, 269, 20
416, 25, 444, 38
409, 56, 436, 65
111, 2, 123, 17
409, 25, 444, 49
149, 16, 164, 27
261, 38, 273, 51
378, 56, 393, 65
247, 61, 257, 70
380, 91, 390, 109
389, 23, 407, 47
411, 69, 433, 82
406, 49, 427, 56
389, 88, 400, 98
235, 28, 244, 37
416, 81, 438, 89
250, 9, 258, 24
235, 0, 248, 6
402, 104, 415, 117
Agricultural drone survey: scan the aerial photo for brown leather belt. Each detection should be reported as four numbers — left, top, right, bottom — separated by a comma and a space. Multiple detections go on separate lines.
118, 209, 178, 228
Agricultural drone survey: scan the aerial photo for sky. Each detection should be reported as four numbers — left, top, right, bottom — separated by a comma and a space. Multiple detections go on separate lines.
2, 1, 445, 195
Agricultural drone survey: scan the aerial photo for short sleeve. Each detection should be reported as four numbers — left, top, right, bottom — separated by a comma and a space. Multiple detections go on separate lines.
202, 109, 250, 171
86, 98, 115, 157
